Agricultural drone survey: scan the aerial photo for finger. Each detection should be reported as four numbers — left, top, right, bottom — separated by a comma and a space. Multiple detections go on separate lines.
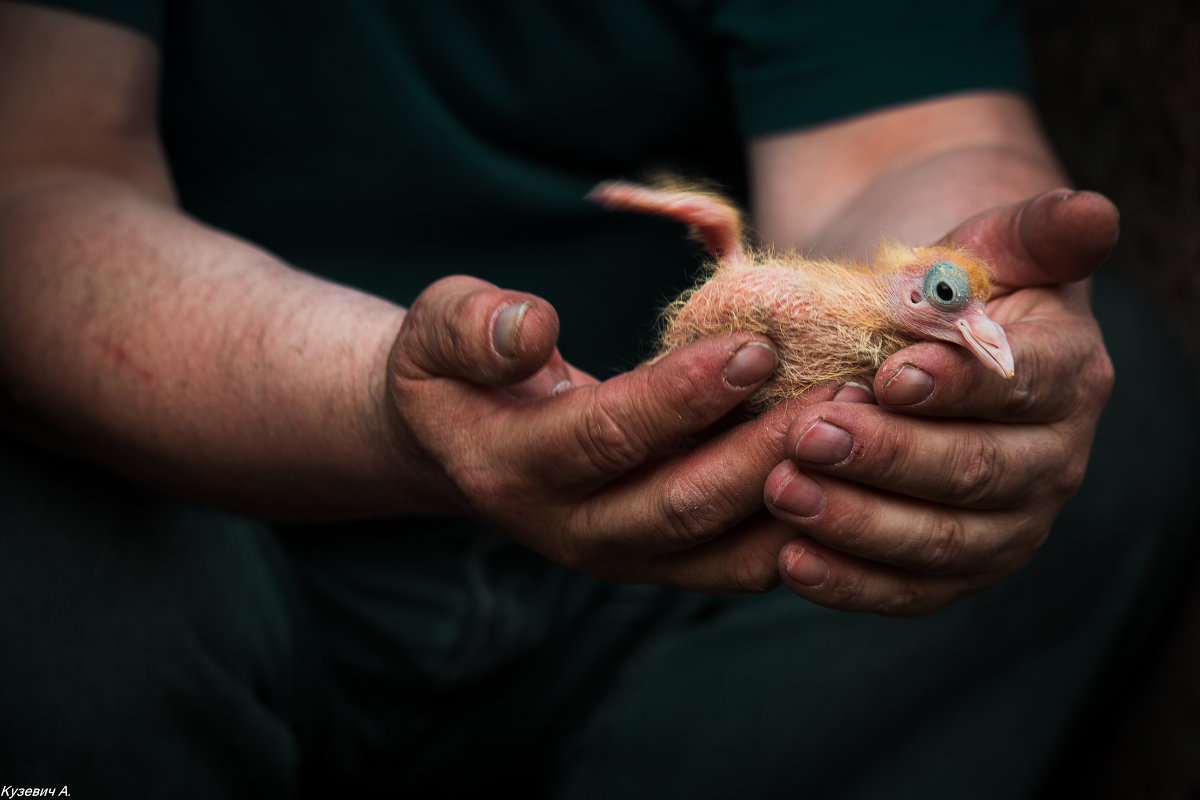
566, 394, 807, 554
776, 535, 1001, 616
395, 275, 563, 386
503, 334, 778, 485
831, 379, 876, 404
507, 398, 802, 589
503, 348, 581, 399
764, 462, 1043, 576
873, 300, 1114, 423
778, 403, 1077, 510
943, 189, 1120, 290
649, 513, 798, 594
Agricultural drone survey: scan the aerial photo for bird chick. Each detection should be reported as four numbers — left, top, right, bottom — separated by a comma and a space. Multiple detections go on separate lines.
589, 179, 1014, 411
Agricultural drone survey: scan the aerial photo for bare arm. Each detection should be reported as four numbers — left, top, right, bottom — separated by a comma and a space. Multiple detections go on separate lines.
749, 92, 1068, 253
0, 4, 799, 594
0, 3, 415, 518
749, 92, 1118, 613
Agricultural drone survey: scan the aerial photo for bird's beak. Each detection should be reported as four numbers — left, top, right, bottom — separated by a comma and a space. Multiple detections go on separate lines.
957, 313, 1014, 379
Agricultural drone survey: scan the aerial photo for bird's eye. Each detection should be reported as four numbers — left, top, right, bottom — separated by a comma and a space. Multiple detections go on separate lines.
922, 262, 970, 311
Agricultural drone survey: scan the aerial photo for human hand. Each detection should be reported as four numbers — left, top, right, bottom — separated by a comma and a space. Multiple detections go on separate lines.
764, 189, 1119, 614
383, 275, 816, 592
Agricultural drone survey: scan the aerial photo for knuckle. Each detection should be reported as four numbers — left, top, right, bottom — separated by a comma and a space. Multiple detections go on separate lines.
661, 475, 734, 547
1002, 353, 1041, 417
1050, 446, 1090, 501
1004, 507, 1053, 558
1039, 428, 1091, 503
410, 275, 478, 327
576, 399, 644, 474
1007, 332, 1114, 421
822, 572, 871, 612
401, 283, 483, 373
1084, 349, 1116, 405
943, 430, 1001, 506
1016, 521, 1051, 566
875, 583, 925, 617
853, 414, 910, 483
999, 534, 1044, 576
728, 550, 781, 594
914, 516, 968, 574
1096, 351, 1116, 393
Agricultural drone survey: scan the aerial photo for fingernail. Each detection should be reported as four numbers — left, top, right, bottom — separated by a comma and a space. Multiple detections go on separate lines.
834, 381, 874, 404
1048, 188, 1076, 204
724, 342, 776, 388
784, 548, 828, 587
493, 301, 531, 358
793, 419, 853, 464
551, 379, 573, 395
770, 470, 826, 518
882, 364, 933, 406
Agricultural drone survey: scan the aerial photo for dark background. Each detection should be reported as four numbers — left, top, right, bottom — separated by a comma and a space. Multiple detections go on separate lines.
1024, 1, 1200, 796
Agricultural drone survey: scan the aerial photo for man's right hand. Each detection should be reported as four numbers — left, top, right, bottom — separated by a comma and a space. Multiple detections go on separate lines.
382, 275, 812, 593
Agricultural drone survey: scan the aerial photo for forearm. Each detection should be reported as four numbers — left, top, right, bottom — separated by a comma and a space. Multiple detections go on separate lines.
797, 145, 1069, 257
0, 168, 415, 520
749, 92, 1070, 255
746, 96, 1120, 613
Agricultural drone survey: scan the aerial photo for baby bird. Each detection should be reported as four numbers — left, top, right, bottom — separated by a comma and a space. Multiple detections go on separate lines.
589, 179, 1014, 411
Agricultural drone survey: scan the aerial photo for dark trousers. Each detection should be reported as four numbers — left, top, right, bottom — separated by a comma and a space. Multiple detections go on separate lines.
2, 274, 1195, 799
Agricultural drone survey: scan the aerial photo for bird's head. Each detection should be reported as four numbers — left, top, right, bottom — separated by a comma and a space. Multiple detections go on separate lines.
879, 243, 1014, 379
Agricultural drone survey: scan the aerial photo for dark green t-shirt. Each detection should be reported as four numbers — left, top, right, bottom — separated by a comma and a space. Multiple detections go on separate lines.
31, 0, 1028, 375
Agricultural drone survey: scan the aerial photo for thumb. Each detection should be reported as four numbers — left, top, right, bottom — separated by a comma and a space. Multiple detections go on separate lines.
395, 275, 561, 385
943, 189, 1120, 291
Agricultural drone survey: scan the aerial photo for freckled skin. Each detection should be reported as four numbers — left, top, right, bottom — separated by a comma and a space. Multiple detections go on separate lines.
592, 180, 1013, 410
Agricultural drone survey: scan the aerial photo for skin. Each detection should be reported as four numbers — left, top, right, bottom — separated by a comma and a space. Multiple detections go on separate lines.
763, 193, 1117, 613
0, 3, 1116, 612
752, 106, 1117, 613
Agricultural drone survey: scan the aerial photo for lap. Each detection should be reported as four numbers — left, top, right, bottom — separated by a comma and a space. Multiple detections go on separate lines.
2, 273, 1192, 799
0, 437, 313, 798
283, 273, 1198, 797
551, 273, 1199, 798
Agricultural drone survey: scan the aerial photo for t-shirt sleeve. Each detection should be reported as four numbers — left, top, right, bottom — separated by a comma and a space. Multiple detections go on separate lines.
20, 0, 163, 41
709, 0, 1032, 136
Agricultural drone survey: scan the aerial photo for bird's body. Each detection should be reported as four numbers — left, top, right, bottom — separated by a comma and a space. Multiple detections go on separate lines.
590, 179, 1013, 410
663, 251, 927, 402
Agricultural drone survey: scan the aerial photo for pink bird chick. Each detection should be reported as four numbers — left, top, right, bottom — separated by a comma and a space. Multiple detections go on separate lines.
590, 180, 1014, 411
